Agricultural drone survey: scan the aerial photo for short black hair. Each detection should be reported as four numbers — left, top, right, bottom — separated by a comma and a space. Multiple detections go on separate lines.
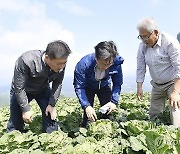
45, 40, 71, 59
94, 41, 118, 60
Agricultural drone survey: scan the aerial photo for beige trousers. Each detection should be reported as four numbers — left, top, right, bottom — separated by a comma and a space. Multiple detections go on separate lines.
149, 80, 180, 127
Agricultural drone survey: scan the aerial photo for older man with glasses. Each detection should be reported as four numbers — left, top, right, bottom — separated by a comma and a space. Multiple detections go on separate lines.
136, 18, 180, 127
73, 41, 124, 127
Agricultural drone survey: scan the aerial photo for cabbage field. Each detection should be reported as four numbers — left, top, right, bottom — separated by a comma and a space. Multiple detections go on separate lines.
0, 93, 180, 154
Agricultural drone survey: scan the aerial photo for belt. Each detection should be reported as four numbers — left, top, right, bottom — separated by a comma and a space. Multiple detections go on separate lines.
154, 80, 174, 85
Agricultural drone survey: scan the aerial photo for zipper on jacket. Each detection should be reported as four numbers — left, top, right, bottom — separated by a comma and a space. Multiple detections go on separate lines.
98, 80, 101, 89
94, 65, 102, 89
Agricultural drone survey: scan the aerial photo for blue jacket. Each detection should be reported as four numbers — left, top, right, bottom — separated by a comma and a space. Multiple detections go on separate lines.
73, 53, 124, 109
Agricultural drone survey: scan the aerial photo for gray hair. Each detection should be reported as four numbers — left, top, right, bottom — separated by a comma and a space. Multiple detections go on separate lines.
45, 40, 71, 59
137, 18, 158, 32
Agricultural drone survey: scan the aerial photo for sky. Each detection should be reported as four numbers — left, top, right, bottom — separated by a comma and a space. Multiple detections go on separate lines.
0, 0, 180, 98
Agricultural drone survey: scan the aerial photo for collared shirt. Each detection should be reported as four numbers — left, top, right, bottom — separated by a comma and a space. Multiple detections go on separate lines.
42, 53, 46, 65
94, 65, 106, 80
136, 31, 180, 84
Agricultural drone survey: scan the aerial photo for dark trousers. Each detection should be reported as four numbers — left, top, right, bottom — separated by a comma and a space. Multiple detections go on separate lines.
7, 88, 58, 133
82, 85, 112, 127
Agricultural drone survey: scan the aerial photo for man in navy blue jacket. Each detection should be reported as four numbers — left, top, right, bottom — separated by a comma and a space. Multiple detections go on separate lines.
73, 41, 124, 127
177, 32, 180, 43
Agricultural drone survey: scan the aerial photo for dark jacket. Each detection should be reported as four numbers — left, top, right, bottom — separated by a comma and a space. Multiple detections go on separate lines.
11, 50, 65, 112
73, 53, 124, 109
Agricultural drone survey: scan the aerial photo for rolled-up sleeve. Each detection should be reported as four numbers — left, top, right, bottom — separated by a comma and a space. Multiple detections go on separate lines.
136, 44, 146, 83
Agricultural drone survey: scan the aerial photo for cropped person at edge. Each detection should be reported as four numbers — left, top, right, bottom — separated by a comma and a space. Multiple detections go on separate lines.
177, 32, 180, 43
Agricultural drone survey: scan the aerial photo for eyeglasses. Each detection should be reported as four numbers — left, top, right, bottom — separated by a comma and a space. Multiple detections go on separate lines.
137, 31, 154, 41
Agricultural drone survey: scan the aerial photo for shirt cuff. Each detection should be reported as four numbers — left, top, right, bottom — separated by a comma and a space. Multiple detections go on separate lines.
83, 104, 90, 110
21, 104, 30, 112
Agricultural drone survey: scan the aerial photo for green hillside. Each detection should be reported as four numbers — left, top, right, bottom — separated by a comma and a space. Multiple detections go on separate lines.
0, 93, 180, 154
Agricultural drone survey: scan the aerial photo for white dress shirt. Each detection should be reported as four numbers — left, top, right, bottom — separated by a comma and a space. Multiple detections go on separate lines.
136, 31, 180, 84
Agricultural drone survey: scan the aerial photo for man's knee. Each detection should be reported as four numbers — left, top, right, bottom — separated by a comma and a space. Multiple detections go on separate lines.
44, 124, 58, 133
42, 115, 58, 133
149, 108, 163, 120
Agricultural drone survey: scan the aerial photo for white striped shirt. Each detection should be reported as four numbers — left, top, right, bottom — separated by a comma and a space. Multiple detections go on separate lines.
136, 31, 180, 84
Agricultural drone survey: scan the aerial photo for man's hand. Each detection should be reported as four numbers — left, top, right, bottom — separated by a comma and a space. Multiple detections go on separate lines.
22, 110, 33, 124
85, 106, 97, 122
101, 102, 116, 115
169, 91, 180, 110
45, 105, 57, 120
170, 79, 180, 110
137, 82, 143, 101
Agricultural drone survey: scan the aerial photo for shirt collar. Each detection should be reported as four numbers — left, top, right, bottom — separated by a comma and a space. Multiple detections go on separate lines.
42, 53, 51, 71
144, 32, 162, 49
155, 32, 162, 47
42, 53, 46, 65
